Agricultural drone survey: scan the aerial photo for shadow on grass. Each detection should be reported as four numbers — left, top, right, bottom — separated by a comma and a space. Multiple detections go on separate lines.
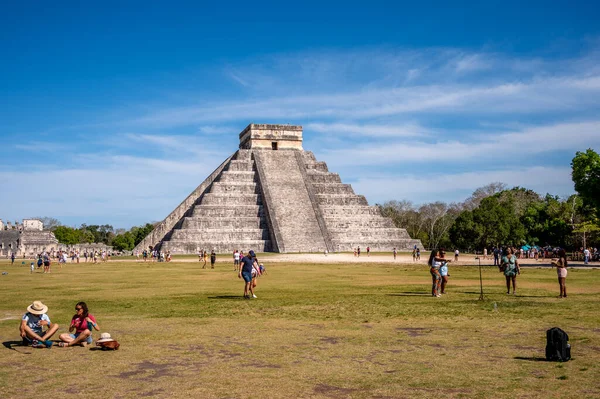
2, 340, 32, 354
514, 356, 548, 362
387, 292, 430, 296
207, 295, 246, 300
463, 291, 547, 298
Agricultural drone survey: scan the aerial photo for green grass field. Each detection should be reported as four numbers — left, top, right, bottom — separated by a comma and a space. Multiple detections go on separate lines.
0, 257, 599, 398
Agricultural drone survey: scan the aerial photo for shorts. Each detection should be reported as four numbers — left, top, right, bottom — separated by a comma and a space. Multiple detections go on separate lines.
69, 332, 93, 344
234, 259, 240, 265
241, 271, 253, 283
557, 268, 568, 278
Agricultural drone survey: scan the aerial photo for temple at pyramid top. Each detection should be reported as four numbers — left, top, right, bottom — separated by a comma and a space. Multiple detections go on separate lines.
239, 123, 303, 151
135, 123, 422, 254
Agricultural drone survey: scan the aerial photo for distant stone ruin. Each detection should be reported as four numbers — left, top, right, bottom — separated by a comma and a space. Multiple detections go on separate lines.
0, 218, 58, 257
135, 124, 423, 253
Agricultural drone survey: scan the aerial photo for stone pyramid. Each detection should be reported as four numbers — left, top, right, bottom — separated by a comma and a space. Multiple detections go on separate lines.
135, 124, 423, 253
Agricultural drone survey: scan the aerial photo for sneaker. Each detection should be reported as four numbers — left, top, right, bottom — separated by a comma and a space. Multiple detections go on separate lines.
436, 294, 442, 298
252, 294, 257, 299
44, 340, 53, 348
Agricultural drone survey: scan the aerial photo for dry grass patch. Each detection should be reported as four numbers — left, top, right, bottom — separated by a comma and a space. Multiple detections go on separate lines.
0, 258, 598, 398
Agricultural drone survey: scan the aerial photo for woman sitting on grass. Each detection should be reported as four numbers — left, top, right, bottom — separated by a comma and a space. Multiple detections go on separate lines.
58, 301, 100, 347
552, 249, 568, 298
500, 248, 520, 295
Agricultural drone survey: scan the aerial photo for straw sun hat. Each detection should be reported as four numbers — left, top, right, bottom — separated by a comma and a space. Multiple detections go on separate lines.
96, 332, 115, 343
26, 301, 48, 315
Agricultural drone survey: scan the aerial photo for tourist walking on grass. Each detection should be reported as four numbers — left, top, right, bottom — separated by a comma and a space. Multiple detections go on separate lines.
500, 248, 520, 295
233, 250, 240, 271
552, 249, 568, 298
59, 301, 100, 347
239, 250, 258, 299
210, 249, 216, 269
393, 247, 397, 260
20, 301, 59, 348
43, 253, 51, 273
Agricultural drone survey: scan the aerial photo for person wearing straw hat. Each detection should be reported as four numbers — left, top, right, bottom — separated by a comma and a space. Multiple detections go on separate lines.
20, 301, 59, 348
58, 301, 100, 347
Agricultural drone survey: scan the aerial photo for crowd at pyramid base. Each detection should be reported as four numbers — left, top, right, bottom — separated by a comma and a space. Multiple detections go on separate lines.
135, 124, 423, 254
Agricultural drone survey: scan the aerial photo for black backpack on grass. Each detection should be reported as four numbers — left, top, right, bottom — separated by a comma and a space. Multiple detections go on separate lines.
545, 327, 571, 362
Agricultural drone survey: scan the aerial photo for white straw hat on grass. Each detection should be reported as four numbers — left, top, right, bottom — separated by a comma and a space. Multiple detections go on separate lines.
96, 332, 115, 343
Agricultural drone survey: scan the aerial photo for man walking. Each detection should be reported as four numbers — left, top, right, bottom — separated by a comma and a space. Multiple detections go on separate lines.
584, 247, 590, 265
238, 250, 258, 299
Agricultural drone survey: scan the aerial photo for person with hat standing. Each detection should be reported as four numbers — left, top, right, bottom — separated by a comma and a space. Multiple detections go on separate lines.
58, 301, 100, 347
20, 301, 59, 348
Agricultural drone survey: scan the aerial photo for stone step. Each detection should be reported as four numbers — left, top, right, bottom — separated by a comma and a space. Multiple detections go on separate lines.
306, 172, 341, 183
328, 228, 412, 240
321, 206, 381, 216
210, 182, 258, 194
192, 205, 264, 218
201, 193, 262, 206
235, 150, 253, 161
324, 219, 395, 229
331, 239, 422, 252
219, 171, 256, 182
316, 194, 368, 206
170, 229, 269, 241
182, 217, 267, 229
302, 151, 317, 162
226, 160, 254, 172
305, 161, 328, 172
161, 239, 271, 254
311, 183, 355, 195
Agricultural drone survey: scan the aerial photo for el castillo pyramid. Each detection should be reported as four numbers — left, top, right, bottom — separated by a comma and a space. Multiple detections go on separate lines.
135, 124, 423, 253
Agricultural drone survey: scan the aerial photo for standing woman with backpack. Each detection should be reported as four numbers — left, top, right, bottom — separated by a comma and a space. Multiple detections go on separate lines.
552, 249, 568, 298
500, 248, 520, 295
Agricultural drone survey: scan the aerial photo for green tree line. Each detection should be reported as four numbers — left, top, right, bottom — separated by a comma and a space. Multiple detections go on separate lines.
379, 149, 600, 250
44, 222, 155, 251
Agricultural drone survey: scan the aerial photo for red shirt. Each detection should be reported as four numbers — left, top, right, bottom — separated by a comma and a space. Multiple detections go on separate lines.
70, 314, 96, 333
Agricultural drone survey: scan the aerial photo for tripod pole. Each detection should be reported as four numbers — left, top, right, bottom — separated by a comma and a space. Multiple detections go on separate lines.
478, 257, 484, 301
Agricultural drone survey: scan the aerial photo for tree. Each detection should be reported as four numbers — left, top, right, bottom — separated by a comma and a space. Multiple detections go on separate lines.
32, 217, 62, 231
378, 200, 425, 240
53, 226, 81, 245
419, 202, 459, 249
462, 182, 507, 211
572, 148, 600, 217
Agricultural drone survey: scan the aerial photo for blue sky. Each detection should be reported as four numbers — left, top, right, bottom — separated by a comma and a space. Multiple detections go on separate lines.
1, 1, 599, 229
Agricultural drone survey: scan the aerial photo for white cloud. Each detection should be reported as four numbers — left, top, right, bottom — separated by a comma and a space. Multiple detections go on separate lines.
305, 122, 430, 138
317, 120, 600, 167
351, 166, 574, 205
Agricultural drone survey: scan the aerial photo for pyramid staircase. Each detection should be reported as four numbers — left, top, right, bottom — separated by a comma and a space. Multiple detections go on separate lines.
159, 150, 272, 253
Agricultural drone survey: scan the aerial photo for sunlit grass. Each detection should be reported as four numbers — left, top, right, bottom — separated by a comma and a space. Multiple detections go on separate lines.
0, 258, 598, 398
